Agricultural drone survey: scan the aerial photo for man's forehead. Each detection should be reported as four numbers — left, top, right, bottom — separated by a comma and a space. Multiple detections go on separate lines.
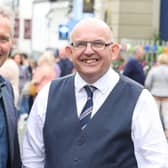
75, 18, 109, 30
71, 18, 112, 41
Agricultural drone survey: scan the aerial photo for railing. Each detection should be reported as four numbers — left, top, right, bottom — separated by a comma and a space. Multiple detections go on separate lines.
120, 38, 168, 65
110, 38, 168, 74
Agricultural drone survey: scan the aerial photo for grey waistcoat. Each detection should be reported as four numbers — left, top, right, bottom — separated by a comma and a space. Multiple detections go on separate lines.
43, 75, 143, 168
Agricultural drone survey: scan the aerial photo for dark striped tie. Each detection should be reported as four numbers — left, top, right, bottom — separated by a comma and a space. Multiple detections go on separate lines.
80, 85, 96, 129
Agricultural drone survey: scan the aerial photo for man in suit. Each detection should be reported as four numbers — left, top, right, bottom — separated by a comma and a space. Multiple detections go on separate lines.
22, 18, 168, 167
123, 46, 146, 85
0, 6, 21, 168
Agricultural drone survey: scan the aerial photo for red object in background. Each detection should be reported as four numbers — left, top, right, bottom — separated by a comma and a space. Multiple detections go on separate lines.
14, 18, 19, 38
24, 19, 32, 39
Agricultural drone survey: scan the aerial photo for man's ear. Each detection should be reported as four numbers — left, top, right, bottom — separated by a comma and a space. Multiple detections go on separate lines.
111, 43, 120, 59
65, 46, 73, 59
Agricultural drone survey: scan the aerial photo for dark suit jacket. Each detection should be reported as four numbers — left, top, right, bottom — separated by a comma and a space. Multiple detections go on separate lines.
123, 57, 145, 85
0, 76, 21, 168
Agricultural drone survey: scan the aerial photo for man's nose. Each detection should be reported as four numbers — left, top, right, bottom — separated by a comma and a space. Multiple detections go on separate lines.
84, 43, 94, 53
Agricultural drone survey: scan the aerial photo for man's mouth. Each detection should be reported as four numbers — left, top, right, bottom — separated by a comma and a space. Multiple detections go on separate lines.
82, 58, 99, 64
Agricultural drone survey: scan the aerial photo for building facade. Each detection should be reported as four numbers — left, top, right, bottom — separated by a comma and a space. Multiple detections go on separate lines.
94, 0, 161, 42
5, 0, 166, 56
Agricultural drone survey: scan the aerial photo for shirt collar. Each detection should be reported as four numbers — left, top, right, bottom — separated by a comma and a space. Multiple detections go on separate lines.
75, 67, 119, 94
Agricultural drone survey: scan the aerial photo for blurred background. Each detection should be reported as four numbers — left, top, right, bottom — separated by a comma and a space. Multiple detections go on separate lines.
0, 0, 167, 62
1, 0, 168, 145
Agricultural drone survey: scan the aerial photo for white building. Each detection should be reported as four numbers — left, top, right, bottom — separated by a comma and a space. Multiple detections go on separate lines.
5, 0, 163, 58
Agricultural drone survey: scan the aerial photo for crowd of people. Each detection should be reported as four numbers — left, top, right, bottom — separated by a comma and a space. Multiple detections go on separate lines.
112, 44, 168, 140
0, 45, 74, 116
145, 53, 168, 138
0, 5, 168, 168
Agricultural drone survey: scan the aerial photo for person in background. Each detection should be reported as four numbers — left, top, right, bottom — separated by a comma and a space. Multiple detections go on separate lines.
18, 52, 56, 115
38, 51, 55, 67
11, 51, 32, 94
145, 53, 168, 139
32, 64, 56, 93
0, 55, 19, 107
39, 50, 61, 78
19, 52, 32, 94
11, 50, 22, 66
112, 48, 126, 73
22, 18, 168, 168
57, 46, 74, 77
0, 6, 21, 168
20, 52, 32, 80
45, 47, 62, 78
45, 47, 74, 78
123, 45, 146, 85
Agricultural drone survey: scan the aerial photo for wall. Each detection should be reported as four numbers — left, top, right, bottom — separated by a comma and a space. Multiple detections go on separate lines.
119, 0, 155, 40
95, 0, 160, 42
31, 0, 69, 56
17, 0, 33, 54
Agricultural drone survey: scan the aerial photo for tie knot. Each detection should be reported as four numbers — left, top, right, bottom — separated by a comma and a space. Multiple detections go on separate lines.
84, 85, 96, 98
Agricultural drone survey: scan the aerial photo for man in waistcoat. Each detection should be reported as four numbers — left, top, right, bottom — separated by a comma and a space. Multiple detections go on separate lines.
22, 18, 168, 168
0, 6, 21, 168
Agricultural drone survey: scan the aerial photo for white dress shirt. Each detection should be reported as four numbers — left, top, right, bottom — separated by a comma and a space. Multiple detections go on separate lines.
22, 68, 168, 168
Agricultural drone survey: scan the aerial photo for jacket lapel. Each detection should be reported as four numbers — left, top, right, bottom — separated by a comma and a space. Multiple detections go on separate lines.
1, 82, 16, 164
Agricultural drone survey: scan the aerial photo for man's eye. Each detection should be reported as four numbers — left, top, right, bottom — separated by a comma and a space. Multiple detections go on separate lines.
93, 42, 104, 47
0, 37, 9, 43
76, 42, 86, 48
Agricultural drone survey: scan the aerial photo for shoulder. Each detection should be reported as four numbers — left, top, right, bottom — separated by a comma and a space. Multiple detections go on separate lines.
124, 58, 137, 69
120, 74, 143, 92
148, 65, 162, 75
127, 57, 138, 64
50, 74, 75, 89
121, 74, 143, 87
36, 74, 74, 100
0, 76, 15, 102
0, 76, 12, 89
